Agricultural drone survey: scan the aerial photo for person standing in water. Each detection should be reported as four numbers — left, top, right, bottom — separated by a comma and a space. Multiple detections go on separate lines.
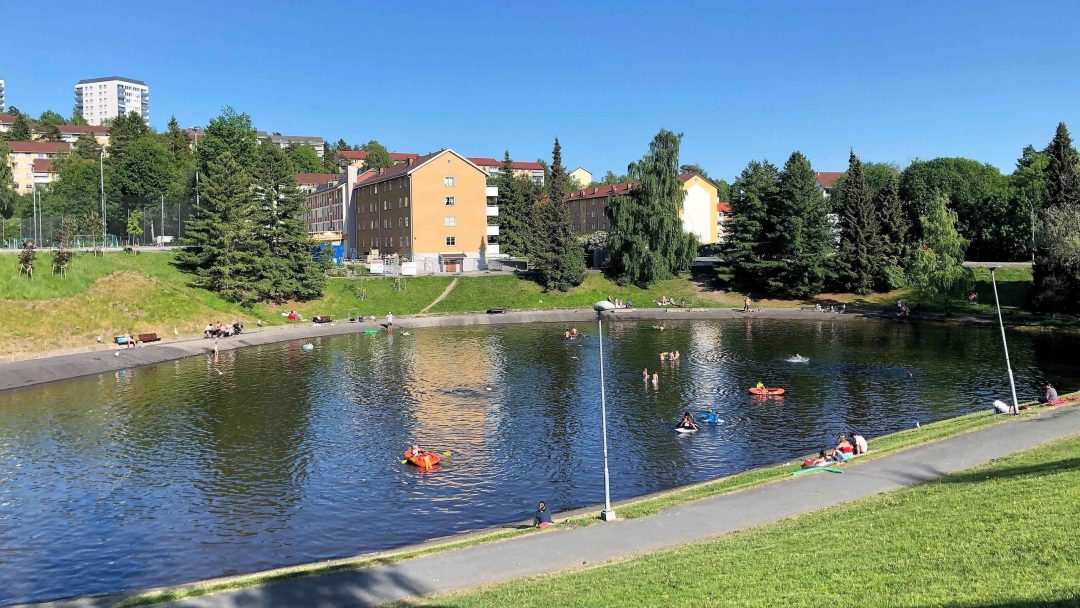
651, 372, 659, 388
643, 368, 649, 381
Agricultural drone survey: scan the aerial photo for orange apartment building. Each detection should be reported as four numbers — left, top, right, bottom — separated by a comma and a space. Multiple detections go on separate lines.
352, 149, 499, 272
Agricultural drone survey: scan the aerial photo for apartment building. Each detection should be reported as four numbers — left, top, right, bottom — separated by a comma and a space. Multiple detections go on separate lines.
75, 77, 149, 125
0, 78, 5, 112
4, 141, 71, 193
0, 113, 14, 134
304, 167, 369, 254
258, 131, 326, 157
28, 124, 110, 147
336, 149, 420, 170
295, 172, 343, 195
716, 201, 732, 244
467, 157, 545, 185
352, 149, 498, 272
564, 172, 721, 244
569, 167, 593, 188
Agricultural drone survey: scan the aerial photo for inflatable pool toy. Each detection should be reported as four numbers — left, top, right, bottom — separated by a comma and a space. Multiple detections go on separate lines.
302, 343, 314, 351
749, 387, 785, 396
675, 427, 698, 433
793, 466, 844, 475
362, 329, 380, 335
698, 412, 724, 424
403, 448, 441, 469
785, 355, 810, 363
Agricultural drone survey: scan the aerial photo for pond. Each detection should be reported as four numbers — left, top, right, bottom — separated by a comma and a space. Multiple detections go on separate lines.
1, 318, 1077, 605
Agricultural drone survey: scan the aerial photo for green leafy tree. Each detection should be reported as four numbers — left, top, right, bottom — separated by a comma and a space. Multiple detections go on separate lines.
605, 129, 697, 286
45, 156, 104, 218
126, 209, 144, 246
69, 106, 88, 126
1033, 122, 1080, 311
39, 124, 63, 142
908, 194, 971, 314
723, 159, 778, 291
5, 113, 31, 141
835, 151, 881, 294
0, 142, 17, 221
73, 132, 102, 160
323, 138, 351, 172
114, 136, 174, 200
197, 107, 259, 175
530, 139, 585, 291
37, 110, 67, 127
105, 112, 153, 170
679, 164, 710, 180
600, 171, 620, 185
899, 158, 1016, 260
829, 162, 900, 212
875, 172, 909, 288
763, 151, 834, 298
162, 116, 195, 200
361, 140, 393, 170
176, 152, 266, 304
163, 116, 193, 162
715, 178, 732, 203
252, 139, 327, 301
1010, 145, 1047, 261
286, 144, 325, 173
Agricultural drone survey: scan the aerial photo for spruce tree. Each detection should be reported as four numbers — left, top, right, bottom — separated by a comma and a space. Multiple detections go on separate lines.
875, 172, 909, 288
164, 116, 192, 163
605, 130, 697, 286
723, 160, 778, 292
1034, 122, 1080, 311
73, 132, 101, 160
531, 139, 585, 290
177, 152, 265, 304
6, 114, 31, 141
197, 107, 259, 175
764, 151, 834, 298
253, 140, 327, 302
835, 151, 881, 294
494, 151, 530, 257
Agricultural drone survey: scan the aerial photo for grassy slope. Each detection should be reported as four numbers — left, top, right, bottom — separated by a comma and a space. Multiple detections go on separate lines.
428, 435, 1080, 608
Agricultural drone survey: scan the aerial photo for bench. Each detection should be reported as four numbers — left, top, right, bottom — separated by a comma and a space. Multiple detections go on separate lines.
314, 316, 333, 324
138, 333, 161, 343
487, 308, 506, 314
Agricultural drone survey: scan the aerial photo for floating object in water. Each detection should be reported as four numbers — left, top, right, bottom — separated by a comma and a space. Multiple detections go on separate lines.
698, 412, 723, 424
402, 449, 448, 468
302, 343, 314, 351
749, 387, 785, 396
675, 426, 698, 433
785, 355, 810, 363
362, 329, 379, 335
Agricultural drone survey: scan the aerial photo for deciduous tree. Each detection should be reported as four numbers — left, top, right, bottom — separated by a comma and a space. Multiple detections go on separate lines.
908, 194, 970, 314
361, 140, 393, 170
286, 144, 324, 173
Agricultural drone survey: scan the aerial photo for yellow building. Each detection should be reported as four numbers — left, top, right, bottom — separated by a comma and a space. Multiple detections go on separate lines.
353, 149, 498, 272
28, 124, 111, 148
568, 167, 592, 188
5, 141, 71, 194
564, 172, 720, 244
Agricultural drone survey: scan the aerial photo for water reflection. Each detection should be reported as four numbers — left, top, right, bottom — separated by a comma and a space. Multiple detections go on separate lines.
0, 319, 1077, 605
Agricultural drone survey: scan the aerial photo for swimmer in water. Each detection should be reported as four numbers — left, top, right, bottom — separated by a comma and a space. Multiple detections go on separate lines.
673, 350, 680, 361
659, 352, 667, 361
564, 330, 571, 339
652, 372, 659, 387
570, 327, 579, 337
643, 368, 649, 381
756, 381, 765, 390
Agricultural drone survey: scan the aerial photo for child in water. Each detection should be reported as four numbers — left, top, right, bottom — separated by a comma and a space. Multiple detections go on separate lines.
651, 372, 659, 388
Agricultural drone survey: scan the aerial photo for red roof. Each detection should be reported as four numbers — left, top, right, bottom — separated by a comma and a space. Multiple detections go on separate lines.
57, 124, 109, 135
717, 201, 731, 213
295, 173, 342, 186
467, 157, 544, 171
6, 141, 71, 154
336, 150, 420, 162
0, 113, 16, 124
351, 150, 442, 188
354, 169, 378, 185
512, 161, 543, 171
467, 157, 500, 166
32, 158, 58, 173
816, 171, 843, 189
564, 182, 635, 201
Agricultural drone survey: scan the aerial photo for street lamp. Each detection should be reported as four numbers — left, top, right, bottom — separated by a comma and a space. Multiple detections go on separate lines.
99, 148, 107, 249
192, 127, 201, 210
593, 300, 617, 521
989, 267, 1020, 414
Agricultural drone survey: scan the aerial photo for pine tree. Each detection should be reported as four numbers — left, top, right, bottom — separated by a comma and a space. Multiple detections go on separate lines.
494, 151, 529, 257
835, 151, 881, 294
531, 139, 585, 291
177, 152, 266, 304
6, 114, 31, 141
73, 132, 101, 160
909, 194, 970, 314
723, 160, 778, 291
164, 116, 192, 163
605, 130, 697, 286
764, 151, 834, 298
253, 140, 326, 302
106, 112, 152, 169
1034, 122, 1080, 311
875, 172, 909, 288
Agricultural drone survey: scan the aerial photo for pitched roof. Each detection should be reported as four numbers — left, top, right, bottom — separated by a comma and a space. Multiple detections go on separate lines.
512, 161, 544, 171
717, 202, 731, 213
57, 124, 110, 135
6, 141, 71, 154
0, 113, 15, 124
467, 157, 500, 167
815, 171, 843, 189
350, 149, 482, 189
467, 157, 544, 171
336, 150, 420, 161
76, 76, 147, 86
295, 173, 343, 186
564, 182, 635, 201
355, 169, 378, 185
32, 158, 57, 173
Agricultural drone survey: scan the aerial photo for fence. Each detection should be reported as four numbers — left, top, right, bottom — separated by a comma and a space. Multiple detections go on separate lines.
8, 197, 197, 249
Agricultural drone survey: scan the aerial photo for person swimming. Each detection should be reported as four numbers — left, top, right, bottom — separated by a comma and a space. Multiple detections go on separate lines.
643, 368, 649, 381
756, 381, 765, 390
564, 330, 571, 339
676, 412, 699, 431
570, 327, 579, 337
659, 352, 667, 361
651, 372, 659, 387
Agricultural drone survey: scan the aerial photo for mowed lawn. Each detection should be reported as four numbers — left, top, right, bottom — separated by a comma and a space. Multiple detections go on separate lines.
425, 436, 1080, 608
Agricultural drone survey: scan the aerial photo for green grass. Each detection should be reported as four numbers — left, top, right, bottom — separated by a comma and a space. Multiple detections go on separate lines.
274, 275, 453, 320
425, 434, 1080, 608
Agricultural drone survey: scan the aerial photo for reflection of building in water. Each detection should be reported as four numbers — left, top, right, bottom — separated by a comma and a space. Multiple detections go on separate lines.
405, 330, 495, 442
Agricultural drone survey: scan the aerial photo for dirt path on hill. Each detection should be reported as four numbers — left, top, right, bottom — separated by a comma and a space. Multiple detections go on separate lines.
419, 276, 459, 313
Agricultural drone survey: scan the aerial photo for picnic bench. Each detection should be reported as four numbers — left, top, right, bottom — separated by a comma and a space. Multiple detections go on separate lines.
314, 316, 333, 324
487, 308, 507, 314
138, 333, 161, 343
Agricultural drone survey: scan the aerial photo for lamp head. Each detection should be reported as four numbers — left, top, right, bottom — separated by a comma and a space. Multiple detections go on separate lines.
988, 266, 998, 273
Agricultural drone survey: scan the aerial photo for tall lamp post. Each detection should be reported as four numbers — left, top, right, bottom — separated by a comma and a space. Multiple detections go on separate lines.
99, 148, 107, 249
989, 267, 1020, 414
192, 128, 201, 211
593, 301, 616, 521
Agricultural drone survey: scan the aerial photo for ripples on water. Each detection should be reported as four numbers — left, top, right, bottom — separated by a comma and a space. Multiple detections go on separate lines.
0, 319, 1077, 604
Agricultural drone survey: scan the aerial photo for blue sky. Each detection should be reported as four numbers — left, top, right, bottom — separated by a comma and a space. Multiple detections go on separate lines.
3, 0, 1079, 181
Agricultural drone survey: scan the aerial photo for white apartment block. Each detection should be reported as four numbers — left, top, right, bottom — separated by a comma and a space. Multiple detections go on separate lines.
75, 76, 149, 126
0, 78, 6, 112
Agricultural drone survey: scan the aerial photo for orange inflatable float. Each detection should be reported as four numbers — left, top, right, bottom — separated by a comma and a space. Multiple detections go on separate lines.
748, 387, 785, 396
404, 448, 441, 469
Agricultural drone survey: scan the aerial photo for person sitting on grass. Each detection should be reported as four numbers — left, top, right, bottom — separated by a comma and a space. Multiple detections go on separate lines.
204, 323, 214, 339
852, 431, 868, 455
802, 450, 830, 468
835, 434, 853, 456
534, 501, 553, 529
1042, 383, 1059, 404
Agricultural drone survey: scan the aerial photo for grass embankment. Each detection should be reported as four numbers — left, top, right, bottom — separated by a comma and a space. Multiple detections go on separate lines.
114, 397, 1075, 607
428, 434, 1080, 607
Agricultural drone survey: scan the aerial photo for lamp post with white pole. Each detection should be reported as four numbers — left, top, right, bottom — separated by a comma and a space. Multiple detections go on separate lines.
593, 301, 616, 521
192, 128, 200, 211
989, 266, 1020, 414
99, 148, 107, 250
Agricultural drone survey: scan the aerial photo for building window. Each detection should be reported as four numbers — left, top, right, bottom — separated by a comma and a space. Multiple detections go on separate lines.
398, 197, 403, 208
405, 217, 409, 227
444, 216, 456, 227
445, 236, 456, 246
444, 176, 455, 187
445, 196, 455, 206
398, 218, 403, 227
404, 196, 409, 207
404, 236, 410, 246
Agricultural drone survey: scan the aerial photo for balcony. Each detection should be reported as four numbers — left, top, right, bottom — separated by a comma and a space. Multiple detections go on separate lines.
485, 185, 498, 198
486, 205, 498, 217
486, 224, 499, 236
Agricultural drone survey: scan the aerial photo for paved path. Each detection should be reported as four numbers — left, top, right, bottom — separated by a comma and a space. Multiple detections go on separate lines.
30, 405, 1077, 608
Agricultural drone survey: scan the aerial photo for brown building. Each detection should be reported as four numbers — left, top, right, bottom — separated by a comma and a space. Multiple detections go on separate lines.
564, 181, 633, 234
353, 149, 498, 272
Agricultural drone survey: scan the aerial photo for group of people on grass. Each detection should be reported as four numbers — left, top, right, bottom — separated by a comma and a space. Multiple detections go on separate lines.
204, 321, 243, 339
802, 432, 868, 468
606, 296, 634, 309
656, 296, 683, 307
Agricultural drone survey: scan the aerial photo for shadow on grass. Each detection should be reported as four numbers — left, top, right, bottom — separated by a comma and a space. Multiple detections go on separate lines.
932, 456, 1080, 486
938, 600, 1080, 607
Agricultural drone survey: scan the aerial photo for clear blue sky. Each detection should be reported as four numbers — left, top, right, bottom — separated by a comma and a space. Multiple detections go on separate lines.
3, 0, 1079, 181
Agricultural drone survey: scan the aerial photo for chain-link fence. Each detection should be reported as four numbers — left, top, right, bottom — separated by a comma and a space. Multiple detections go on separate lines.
8, 197, 196, 249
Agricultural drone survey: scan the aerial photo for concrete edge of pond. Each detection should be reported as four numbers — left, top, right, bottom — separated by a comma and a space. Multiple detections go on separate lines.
0, 305, 996, 393
20, 401, 1079, 608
